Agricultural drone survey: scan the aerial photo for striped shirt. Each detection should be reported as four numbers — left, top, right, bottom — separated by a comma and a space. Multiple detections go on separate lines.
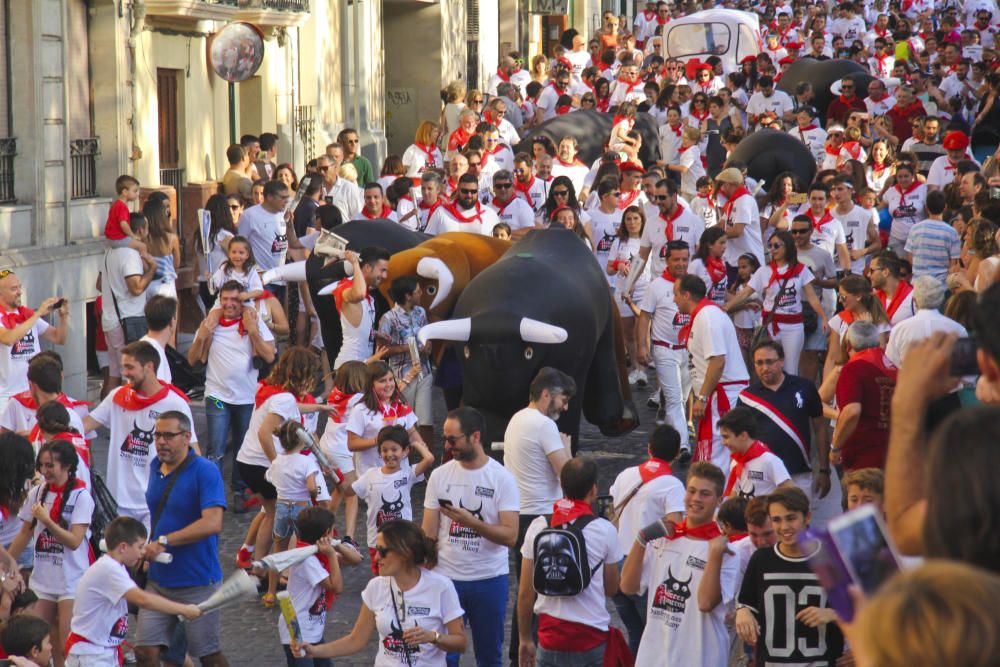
904, 219, 960, 282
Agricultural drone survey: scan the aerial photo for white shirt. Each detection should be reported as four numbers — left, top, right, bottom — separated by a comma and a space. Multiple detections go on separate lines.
345, 402, 419, 477
688, 304, 750, 389
521, 514, 622, 630
323, 177, 364, 221
237, 391, 299, 469
90, 385, 197, 510
881, 284, 917, 327
503, 407, 565, 516
689, 258, 728, 307
18, 482, 94, 597
425, 202, 499, 237
238, 205, 288, 273
748, 263, 815, 315
0, 395, 85, 439
266, 450, 330, 502
139, 335, 172, 384
68, 555, 136, 654
278, 555, 332, 645
833, 204, 875, 274
488, 196, 536, 232
610, 463, 685, 554
209, 265, 264, 299
865, 94, 896, 116
515, 176, 549, 214
790, 125, 828, 164
0, 316, 50, 403
640, 276, 689, 346
640, 206, 705, 278
101, 247, 145, 330
718, 190, 764, 267
361, 570, 464, 667
401, 143, 444, 176
198, 311, 273, 405
334, 284, 377, 370
636, 535, 739, 667
424, 458, 520, 581
882, 182, 928, 242
589, 208, 624, 279
926, 155, 966, 190
797, 208, 847, 259
745, 90, 794, 121
726, 450, 791, 499
659, 124, 685, 167
352, 466, 424, 548
551, 159, 590, 195
678, 146, 707, 196
885, 308, 968, 367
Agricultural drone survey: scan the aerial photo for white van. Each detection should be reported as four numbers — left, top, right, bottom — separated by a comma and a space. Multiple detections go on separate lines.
662, 9, 761, 73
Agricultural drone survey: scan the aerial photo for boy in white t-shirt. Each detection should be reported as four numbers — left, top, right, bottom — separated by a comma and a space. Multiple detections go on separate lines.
278, 506, 363, 665
718, 406, 793, 501
66, 517, 200, 667
346, 425, 434, 574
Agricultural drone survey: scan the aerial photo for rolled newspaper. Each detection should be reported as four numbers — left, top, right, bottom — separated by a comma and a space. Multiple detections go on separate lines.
196, 569, 259, 613
618, 254, 646, 303
277, 591, 305, 657
406, 336, 423, 379
295, 428, 333, 470
99, 539, 172, 564
252, 544, 334, 573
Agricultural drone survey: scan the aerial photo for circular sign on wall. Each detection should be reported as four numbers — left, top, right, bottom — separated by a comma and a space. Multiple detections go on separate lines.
209, 22, 265, 83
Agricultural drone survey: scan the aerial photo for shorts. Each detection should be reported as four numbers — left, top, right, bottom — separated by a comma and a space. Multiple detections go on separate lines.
136, 580, 223, 658
104, 325, 126, 377
95, 350, 108, 370
67, 650, 119, 667
329, 447, 354, 474
237, 461, 278, 500
273, 501, 307, 540
32, 588, 75, 602
14, 543, 33, 570
803, 324, 828, 351
119, 506, 152, 532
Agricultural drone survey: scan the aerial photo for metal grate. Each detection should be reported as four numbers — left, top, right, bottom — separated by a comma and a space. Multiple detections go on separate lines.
255, 0, 309, 10
0, 136, 14, 204
159, 167, 186, 243
466, 0, 479, 89
295, 104, 316, 161
70, 137, 101, 199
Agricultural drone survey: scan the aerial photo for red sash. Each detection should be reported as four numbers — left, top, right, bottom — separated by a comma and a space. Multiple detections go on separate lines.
695, 380, 748, 463
877, 280, 913, 320
724, 440, 771, 496
0, 306, 34, 330
112, 383, 189, 411
551, 498, 593, 527
65, 632, 125, 666
638, 457, 674, 483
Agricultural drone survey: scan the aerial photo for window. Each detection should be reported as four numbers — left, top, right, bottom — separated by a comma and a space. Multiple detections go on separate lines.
466, 0, 479, 90
0, 0, 13, 204
665, 22, 732, 60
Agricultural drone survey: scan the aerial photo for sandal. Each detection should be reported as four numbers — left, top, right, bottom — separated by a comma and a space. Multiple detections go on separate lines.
261, 593, 277, 608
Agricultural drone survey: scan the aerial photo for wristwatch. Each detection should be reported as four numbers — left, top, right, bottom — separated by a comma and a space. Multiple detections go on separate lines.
158, 535, 170, 547
695, 394, 708, 403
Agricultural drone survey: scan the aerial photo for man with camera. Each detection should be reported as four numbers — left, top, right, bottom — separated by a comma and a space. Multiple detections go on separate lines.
187, 280, 276, 511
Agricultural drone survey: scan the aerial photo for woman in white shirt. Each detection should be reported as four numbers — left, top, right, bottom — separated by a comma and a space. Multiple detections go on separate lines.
298, 520, 467, 666
729, 231, 828, 374
824, 274, 891, 378
194, 193, 240, 311
402, 122, 444, 177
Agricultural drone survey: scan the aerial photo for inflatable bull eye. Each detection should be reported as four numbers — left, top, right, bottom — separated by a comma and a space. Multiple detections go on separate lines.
463, 345, 471, 359
524, 346, 534, 360
425, 284, 437, 296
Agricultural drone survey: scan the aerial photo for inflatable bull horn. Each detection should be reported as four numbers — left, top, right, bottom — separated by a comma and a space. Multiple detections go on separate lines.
416, 257, 454, 311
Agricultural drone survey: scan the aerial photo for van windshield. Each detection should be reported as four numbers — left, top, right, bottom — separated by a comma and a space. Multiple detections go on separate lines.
666, 22, 732, 58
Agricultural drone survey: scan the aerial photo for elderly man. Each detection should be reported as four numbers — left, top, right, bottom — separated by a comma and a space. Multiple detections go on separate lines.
826, 77, 867, 127
317, 150, 362, 221
886, 276, 968, 367
714, 168, 764, 279
864, 78, 896, 116
831, 321, 898, 471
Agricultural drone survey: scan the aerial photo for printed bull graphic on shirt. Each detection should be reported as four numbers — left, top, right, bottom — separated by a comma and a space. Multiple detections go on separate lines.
448, 499, 484, 540
10, 328, 37, 360
382, 616, 419, 659
121, 421, 155, 462
111, 615, 129, 641
35, 530, 64, 556
652, 566, 693, 614
308, 593, 327, 618
376, 490, 405, 528
596, 230, 617, 254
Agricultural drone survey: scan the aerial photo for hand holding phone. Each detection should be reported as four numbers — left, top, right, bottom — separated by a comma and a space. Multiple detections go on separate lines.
437, 498, 453, 508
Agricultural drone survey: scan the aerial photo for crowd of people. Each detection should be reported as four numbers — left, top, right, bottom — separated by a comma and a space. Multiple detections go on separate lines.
2, 0, 1000, 666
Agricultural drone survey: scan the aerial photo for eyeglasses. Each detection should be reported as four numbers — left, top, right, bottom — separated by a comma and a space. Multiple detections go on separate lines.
467, 161, 481, 167
459, 189, 479, 195
790, 228, 811, 234
494, 183, 512, 190
317, 165, 330, 172
767, 243, 784, 250
154, 431, 187, 440
754, 358, 780, 366
443, 434, 467, 445
552, 190, 569, 197
471, 99, 484, 104
374, 546, 393, 557
841, 85, 854, 90
655, 194, 673, 201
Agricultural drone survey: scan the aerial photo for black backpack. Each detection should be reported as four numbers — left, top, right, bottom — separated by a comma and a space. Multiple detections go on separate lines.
89, 472, 118, 557
532, 515, 604, 597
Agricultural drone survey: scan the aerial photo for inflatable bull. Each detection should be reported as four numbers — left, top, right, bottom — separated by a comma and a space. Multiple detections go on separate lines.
777, 58, 873, 122
728, 128, 818, 190
514, 109, 661, 165
418, 228, 639, 450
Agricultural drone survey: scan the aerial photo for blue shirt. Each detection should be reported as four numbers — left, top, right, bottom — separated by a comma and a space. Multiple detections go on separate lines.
904, 219, 960, 282
146, 450, 227, 588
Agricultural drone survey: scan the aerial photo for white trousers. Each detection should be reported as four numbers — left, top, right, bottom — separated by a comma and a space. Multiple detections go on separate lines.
652, 345, 691, 440
770, 323, 805, 375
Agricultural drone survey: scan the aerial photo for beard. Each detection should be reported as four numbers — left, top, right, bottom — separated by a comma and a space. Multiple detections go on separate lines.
450, 445, 476, 462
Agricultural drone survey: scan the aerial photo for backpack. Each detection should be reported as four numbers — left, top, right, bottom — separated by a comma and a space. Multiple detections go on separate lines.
532, 515, 604, 597
89, 472, 119, 557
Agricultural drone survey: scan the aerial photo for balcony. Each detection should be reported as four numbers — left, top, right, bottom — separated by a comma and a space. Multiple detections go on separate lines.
235, 0, 311, 27
0, 138, 15, 204
143, 0, 240, 24
70, 138, 101, 200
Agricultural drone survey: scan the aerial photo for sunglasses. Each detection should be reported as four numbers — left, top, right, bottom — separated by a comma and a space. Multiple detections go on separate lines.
443, 434, 466, 445
655, 194, 673, 201
471, 99, 484, 104
375, 546, 392, 557
768, 243, 784, 250
790, 228, 811, 234
467, 161, 481, 167
552, 190, 569, 196
495, 183, 513, 190
317, 165, 330, 172
459, 189, 479, 195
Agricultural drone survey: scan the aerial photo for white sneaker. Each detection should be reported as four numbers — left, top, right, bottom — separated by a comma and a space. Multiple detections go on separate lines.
646, 389, 660, 408
628, 369, 639, 385
635, 370, 648, 388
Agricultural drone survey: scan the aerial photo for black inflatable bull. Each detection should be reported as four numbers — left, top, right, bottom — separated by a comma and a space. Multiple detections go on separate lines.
515, 109, 661, 165
728, 128, 818, 190
418, 228, 639, 451
777, 58, 874, 122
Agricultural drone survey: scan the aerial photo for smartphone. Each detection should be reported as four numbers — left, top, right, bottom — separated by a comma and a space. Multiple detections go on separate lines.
826, 504, 902, 597
950, 337, 979, 376
594, 494, 614, 521
788, 192, 808, 205
438, 498, 453, 508
798, 527, 856, 620
990, 186, 1000, 200
52, 298, 66, 310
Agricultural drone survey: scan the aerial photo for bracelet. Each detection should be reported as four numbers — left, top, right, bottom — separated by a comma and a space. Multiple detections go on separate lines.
432, 631, 441, 645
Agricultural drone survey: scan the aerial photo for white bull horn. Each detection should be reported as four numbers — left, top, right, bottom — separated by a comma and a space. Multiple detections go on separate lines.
261, 261, 307, 286
519, 317, 568, 344
416, 257, 454, 311
417, 318, 472, 345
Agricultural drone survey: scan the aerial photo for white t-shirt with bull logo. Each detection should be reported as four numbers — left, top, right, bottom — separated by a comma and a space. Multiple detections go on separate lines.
353, 466, 424, 548
589, 208, 624, 283
18, 482, 94, 598
0, 317, 49, 404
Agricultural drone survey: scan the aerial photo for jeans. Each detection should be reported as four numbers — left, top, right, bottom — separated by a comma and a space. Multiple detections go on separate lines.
204, 397, 254, 493
611, 559, 647, 656
448, 574, 509, 667
510, 514, 546, 665
536, 642, 605, 667
283, 645, 332, 667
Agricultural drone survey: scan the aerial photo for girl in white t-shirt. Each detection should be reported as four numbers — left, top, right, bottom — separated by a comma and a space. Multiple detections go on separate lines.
345, 425, 434, 574
296, 520, 466, 665
8, 439, 94, 666
608, 102, 638, 154
727, 253, 762, 367
346, 361, 423, 478
320, 361, 368, 545
609, 206, 651, 386
210, 235, 264, 302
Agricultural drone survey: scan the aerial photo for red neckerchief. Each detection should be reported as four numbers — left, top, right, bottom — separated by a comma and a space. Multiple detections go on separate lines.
766, 261, 805, 289
852, 347, 898, 377
331, 277, 373, 312
0, 306, 33, 330
378, 398, 413, 421
872, 161, 886, 173
0, 505, 7, 521
798, 124, 817, 133
667, 123, 683, 138
50, 431, 90, 469
617, 77, 641, 98
112, 383, 188, 411
839, 309, 856, 326
724, 440, 771, 496
874, 26, 890, 38
551, 498, 594, 527
446, 177, 458, 194
254, 382, 293, 409
807, 207, 834, 231
638, 457, 674, 483
719, 185, 751, 221
691, 109, 709, 122
842, 141, 862, 160
492, 196, 516, 217
728, 532, 749, 543
774, 22, 793, 44
705, 256, 727, 284
418, 197, 443, 225
613, 114, 629, 127
12, 391, 84, 411
515, 176, 536, 208
443, 200, 484, 225
295, 539, 336, 610
596, 96, 610, 113
873, 54, 891, 73
495, 67, 510, 83
656, 15, 669, 25
414, 143, 438, 165
326, 387, 357, 424
825, 143, 841, 156
660, 270, 678, 283
448, 127, 473, 151
838, 93, 856, 105
218, 317, 246, 337
877, 280, 914, 319
697, 79, 714, 93
618, 189, 641, 210
549, 81, 567, 97
361, 204, 393, 220
255, 290, 275, 302
669, 518, 723, 541
895, 180, 920, 198
678, 298, 719, 347
555, 105, 572, 115
642, 9, 656, 20
46, 477, 87, 525
659, 204, 683, 241
678, 144, 693, 155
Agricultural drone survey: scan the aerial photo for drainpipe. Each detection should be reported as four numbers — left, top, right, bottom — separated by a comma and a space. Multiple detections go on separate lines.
62, 0, 72, 244
353, 0, 362, 133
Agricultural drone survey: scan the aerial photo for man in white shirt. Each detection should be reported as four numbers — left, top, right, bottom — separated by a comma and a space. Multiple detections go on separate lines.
487, 170, 537, 236
0, 271, 69, 414
425, 173, 500, 236
864, 78, 896, 116
714, 168, 764, 277
886, 275, 967, 366
140, 296, 176, 384
870, 251, 917, 327
513, 153, 549, 214
564, 35, 592, 81
637, 179, 704, 278
238, 180, 302, 303
503, 367, 573, 666
317, 150, 363, 221
351, 182, 397, 221
550, 136, 590, 195
84, 340, 198, 529
423, 407, 520, 667
797, 183, 851, 273
0, 354, 85, 437
831, 176, 881, 275
609, 425, 685, 654
926, 130, 977, 191
187, 280, 276, 509
326, 248, 390, 369
517, 457, 623, 666
745, 76, 794, 129
790, 106, 827, 166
